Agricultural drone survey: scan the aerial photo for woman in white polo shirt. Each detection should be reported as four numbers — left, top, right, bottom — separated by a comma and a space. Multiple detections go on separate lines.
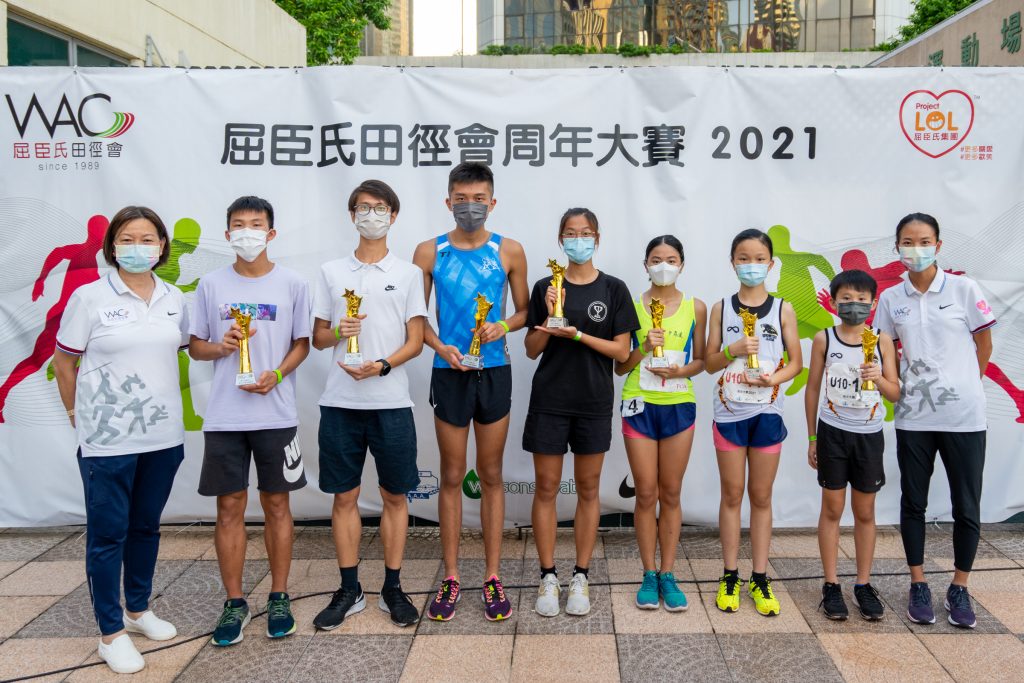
875, 212, 996, 630
53, 206, 190, 674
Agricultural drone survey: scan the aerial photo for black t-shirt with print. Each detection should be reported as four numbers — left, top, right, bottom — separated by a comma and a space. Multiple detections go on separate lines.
526, 271, 639, 417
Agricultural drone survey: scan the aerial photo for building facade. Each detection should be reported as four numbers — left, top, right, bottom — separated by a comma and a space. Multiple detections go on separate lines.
478, 0, 913, 53
362, 0, 413, 57
1, 0, 305, 67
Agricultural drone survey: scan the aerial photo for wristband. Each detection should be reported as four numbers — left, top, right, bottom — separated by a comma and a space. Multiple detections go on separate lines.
808, 435, 817, 442
498, 320, 510, 333
723, 345, 735, 361
66, 408, 75, 417
573, 331, 583, 342
333, 325, 342, 341
273, 369, 283, 384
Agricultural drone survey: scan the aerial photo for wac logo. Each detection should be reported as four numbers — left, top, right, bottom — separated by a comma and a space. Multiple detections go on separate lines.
899, 89, 974, 158
5, 93, 135, 139
103, 308, 130, 322
462, 469, 482, 500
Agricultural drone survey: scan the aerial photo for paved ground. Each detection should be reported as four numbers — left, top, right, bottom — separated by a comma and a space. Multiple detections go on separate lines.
0, 523, 1023, 682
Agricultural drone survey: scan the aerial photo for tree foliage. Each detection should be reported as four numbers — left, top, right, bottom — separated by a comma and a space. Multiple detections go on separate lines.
876, 0, 978, 51
275, 0, 392, 65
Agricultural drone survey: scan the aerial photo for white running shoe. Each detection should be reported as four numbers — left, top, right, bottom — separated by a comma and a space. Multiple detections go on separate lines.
535, 573, 561, 617
566, 572, 591, 616
98, 634, 145, 674
124, 610, 177, 641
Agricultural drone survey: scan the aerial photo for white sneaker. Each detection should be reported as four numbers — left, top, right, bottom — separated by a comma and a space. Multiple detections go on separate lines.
566, 572, 591, 616
98, 634, 145, 674
124, 610, 177, 641
535, 573, 561, 617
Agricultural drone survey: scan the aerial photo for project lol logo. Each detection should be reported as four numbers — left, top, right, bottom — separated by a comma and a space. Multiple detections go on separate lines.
899, 89, 974, 158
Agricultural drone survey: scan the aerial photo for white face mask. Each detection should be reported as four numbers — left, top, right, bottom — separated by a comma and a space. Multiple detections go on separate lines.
229, 228, 269, 262
355, 213, 390, 240
647, 262, 681, 286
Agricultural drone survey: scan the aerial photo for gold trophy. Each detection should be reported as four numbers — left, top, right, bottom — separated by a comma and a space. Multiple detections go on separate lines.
229, 306, 256, 386
462, 292, 493, 369
546, 259, 568, 328
648, 298, 670, 369
860, 327, 881, 404
341, 289, 363, 366
738, 307, 763, 381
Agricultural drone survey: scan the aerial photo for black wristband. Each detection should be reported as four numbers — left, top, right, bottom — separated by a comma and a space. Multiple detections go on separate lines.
376, 359, 392, 376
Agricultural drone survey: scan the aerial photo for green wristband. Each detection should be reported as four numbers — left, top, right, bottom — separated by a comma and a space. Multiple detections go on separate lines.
573, 331, 583, 342
274, 369, 283, 384
498, 320, 510, 333
723, 345, 735, 361
333, 325, 342, 341
808, 434, 817, 442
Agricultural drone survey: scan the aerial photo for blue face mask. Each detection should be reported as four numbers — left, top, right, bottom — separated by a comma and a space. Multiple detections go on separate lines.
735, 263, 769, 286
562, 237, 596, 265
115, 244, 160, 273
899, 245, 937, 273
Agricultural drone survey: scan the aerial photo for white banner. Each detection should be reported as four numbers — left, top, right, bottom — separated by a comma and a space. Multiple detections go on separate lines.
1, 66, 1022, 528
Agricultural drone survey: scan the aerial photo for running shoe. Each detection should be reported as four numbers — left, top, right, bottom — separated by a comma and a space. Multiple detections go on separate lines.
313, 585, 365, 631
265, 592, 296, 639
659, 571, 688, 612
211, 598, 250, 646
566, 572, 591, 616
748, 575, 781, 616
853, 583, 885, 621
427, 577, 461, 621
379, 585, 419, 627
907, 582, 935, 625
482, 575, 513, 621
820, 582, 848, 621
944, 584, 977, 629
536, 573, 560, 617
716, 574, 742, 613
636, 570, 659, 610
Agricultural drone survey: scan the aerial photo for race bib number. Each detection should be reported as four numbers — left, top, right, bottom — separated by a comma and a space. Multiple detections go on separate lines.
825, 363, 874, 408
639, 349, 690, 393
621, 397, 645, 417
722, 359, 772, 404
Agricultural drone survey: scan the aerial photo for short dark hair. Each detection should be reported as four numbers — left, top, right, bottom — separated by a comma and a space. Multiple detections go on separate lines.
102, 206, 170, 269
448, 162, 494, 194
730, 228, 773, 259
348, 179, 400, 215
557, 207, 599, 239
226, 196, 274, 229
896, 212, 939, 241
645, 234, 684, 262
830, 269, 878, 299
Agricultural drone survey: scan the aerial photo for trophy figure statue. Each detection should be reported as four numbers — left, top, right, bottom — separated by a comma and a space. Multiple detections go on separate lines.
342, 289, 363, 366
649, 298, 669, 369
230, 307, 256, 386
462, 292, 493, 369
546, 258, 568, 328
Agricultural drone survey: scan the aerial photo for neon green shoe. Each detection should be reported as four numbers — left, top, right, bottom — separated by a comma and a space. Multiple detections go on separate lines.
748, 575, 781, 616
716, 573, 742, 612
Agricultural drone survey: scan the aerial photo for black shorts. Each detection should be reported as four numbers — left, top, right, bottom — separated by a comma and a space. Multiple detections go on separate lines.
429, 365, 512, 428
318, 406, 419, 495
522, 411, 612, 455
816, 419, 885, 494
198, 427, 306, 496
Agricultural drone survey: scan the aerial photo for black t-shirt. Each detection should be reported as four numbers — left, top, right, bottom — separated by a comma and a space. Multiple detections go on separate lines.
526, 271, 639, 417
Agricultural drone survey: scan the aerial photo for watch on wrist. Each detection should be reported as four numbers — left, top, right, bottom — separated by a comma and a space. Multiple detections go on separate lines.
377, 359, 392, 376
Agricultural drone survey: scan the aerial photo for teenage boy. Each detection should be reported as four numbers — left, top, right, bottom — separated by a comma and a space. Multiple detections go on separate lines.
311, 180, 427, 629
412, 162, 529, 621
805, 269, 900, 621
189, 196, 311, 645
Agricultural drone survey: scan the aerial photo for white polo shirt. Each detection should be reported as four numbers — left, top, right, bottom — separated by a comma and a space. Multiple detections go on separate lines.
56, 270, 189, 457
875, 269, 997, 432
313, 251, 427, 410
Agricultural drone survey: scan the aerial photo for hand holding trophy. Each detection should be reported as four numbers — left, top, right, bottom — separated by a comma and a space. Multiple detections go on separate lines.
738, 307, 763, 381
648, 298, 669, 369
462, 292, 493, 369
546, 259, 568, 328
860, 327, 881, 404
342, 289, 363, 366
229, 306, 256, 386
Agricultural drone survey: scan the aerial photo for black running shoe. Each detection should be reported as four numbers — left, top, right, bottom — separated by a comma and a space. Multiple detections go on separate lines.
853, 583, 885, 621
313, 584, 366, 631
819, 582, 849, 621
379, 585, 420, 627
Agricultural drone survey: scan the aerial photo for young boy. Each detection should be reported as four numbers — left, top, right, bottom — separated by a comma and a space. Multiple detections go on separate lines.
189, 196, 311, 645
311, 180, 427, 630
805, 269, 900, 621
412, 163, 530, 621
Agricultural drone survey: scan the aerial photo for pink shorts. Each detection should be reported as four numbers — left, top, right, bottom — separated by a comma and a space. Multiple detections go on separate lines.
712, 422, 783, 454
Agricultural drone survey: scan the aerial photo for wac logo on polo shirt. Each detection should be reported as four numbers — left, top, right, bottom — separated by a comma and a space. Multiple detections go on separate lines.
899, 89, 975, 158
99, 306, 136, 326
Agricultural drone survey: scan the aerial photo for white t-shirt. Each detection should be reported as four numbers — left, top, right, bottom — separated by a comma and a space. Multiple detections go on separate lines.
313, 252, 428, 410
875, 269, 997, 432
190, 264, 312, 431
56, 271, 189, 457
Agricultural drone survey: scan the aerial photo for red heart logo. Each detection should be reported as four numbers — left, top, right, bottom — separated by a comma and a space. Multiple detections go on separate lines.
899, 90, 974, 158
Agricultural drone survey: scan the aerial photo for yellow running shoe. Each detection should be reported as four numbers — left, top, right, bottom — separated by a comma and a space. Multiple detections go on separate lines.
716, 573, 742, 612
748, 575, 781, 616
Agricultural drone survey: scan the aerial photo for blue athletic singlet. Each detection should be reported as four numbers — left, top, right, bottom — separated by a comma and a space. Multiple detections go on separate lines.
432, 233, 510, 369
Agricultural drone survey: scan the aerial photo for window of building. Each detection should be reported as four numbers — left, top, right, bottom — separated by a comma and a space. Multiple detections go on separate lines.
7, 16, 128, 66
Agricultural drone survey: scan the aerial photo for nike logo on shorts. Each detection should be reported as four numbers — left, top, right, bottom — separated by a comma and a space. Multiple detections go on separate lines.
283, 437, 303, 483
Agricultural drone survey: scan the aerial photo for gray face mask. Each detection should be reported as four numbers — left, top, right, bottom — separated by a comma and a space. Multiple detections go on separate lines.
452, 201, 489, 232
836, 301, 873, 326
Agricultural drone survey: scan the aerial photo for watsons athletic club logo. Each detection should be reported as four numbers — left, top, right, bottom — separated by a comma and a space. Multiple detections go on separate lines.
588, 301, 609, 322
5, 92, 135, 172
462, 469, 577, 498
899, 89, 975, 159
408, 470, 440, 501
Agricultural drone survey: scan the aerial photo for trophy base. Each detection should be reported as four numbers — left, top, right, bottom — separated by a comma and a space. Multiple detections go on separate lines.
343, 353, 363, 367
235, 372, 256, 386
860, 390, 881, 405
744, 366, 764, 381
461, 354, 483, 369
649, 356, 670, 369
547, 317, 568, 329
